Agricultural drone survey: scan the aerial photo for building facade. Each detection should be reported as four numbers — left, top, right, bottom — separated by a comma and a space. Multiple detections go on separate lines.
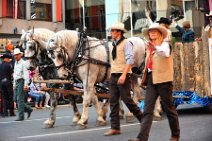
0, 0, 210, 47
0, 0, 65, 46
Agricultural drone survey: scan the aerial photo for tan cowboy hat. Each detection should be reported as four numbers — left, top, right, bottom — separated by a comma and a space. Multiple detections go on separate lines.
142, 23, 168, 40
206, 11, 212, 17
13, 48, 23, 55
110, 22, 127, 33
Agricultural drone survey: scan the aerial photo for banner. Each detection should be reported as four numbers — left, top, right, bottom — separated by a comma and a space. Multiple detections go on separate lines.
31, 0, 36, 19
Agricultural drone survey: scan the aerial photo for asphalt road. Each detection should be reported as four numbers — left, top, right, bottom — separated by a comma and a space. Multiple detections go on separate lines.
0, 104, 211, 141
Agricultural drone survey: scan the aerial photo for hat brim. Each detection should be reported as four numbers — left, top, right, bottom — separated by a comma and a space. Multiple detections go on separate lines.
13, 52, 23, 56
142, 27, 168, 41
156, 20, 171, 25
111, 27, 127, 33
206, 14, 212, 17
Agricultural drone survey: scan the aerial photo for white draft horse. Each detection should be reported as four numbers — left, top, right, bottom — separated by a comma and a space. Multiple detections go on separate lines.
43, 30, 146, 129
21, 28, 81, 128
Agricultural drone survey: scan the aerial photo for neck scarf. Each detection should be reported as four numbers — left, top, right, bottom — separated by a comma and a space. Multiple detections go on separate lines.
112, 36, 126, 60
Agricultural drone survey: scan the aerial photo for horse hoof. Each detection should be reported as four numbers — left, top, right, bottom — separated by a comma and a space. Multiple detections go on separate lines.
153, 116, 162, 121
96, 120, 106, 126
119, 115, 124, 120
126, 116, 135, 123
71, 121, 78, 126
43, 123, 54, 128
76, 124, 87, 130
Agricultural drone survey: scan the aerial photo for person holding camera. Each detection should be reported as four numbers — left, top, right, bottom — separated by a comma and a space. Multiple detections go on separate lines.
129, 23, 180, 141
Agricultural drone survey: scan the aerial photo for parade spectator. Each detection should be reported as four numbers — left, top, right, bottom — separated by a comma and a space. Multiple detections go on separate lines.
28, 72, 44, 109
173, 20, 195, 43
13, 48, 33, 121
129, 24, 180, 141
0, 53, 15, 117
6, 40, 14, 53
104, 23, 143, 136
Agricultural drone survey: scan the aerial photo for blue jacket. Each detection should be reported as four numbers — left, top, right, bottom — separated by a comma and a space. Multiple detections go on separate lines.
176, 25, 195, 43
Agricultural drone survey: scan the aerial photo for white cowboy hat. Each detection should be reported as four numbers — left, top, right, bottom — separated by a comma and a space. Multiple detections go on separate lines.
142, 23, 168, 40
110, 22, 127, 33
13, 48, 23, 55
206, 11, 212, 17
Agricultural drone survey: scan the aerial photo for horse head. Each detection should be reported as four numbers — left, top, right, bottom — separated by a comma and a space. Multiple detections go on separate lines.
21, 28, 54, 70
46, 30, 79, 79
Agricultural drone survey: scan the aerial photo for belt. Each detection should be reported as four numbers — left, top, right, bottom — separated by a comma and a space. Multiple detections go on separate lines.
15, 78, 24, 83
111, 73, 130, 76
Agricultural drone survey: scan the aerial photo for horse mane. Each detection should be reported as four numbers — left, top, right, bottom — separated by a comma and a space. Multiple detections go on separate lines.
21, 28, 54, 42
54, 30, 78, 49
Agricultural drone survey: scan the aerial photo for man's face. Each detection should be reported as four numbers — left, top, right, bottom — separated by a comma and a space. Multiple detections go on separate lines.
14, 53, 22, 61
111, 29, 121, 40
3, 58, 11, 63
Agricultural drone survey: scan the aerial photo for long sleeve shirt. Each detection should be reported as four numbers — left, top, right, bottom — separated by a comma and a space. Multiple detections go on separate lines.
0, 61, 13, 81
124, 41, 134, 65
13, 59, 29, 86
175, 24, 195, 43
155, 42, 171, 57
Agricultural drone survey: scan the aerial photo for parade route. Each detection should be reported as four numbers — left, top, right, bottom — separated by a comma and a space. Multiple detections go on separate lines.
0, 104, 212, 141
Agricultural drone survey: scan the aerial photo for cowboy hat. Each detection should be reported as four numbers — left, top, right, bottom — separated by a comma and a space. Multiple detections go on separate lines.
0, 53, 12, 59
206, 11, 212, 17
156, 17, 171, 25
13, 48, 23, 55
110, 22, 127, 33
142, 23, 168, 40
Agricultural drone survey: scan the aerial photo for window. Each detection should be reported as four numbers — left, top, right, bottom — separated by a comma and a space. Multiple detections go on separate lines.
34, 2, 52, 21
18, 0, 26, 19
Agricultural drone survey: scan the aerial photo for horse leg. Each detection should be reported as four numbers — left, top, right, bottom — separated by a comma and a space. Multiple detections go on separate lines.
77, 85, 106, 129
153, 97, 162, 121
100, 99, 109, 120
43, 91, 58, 128
69, 95, 81, 125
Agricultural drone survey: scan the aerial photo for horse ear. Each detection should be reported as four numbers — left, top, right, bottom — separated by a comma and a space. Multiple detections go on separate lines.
22, 29, 26, 35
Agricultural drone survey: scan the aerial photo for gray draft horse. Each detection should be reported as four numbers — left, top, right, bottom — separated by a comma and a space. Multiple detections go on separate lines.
21, 28, 81, 128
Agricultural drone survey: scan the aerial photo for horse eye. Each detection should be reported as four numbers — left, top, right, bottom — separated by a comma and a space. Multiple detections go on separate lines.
57, 53, 63, 59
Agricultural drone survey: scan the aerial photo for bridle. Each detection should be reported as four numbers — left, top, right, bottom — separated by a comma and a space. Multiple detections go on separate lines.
24, 40, 40, 60
47, 31, 111, 82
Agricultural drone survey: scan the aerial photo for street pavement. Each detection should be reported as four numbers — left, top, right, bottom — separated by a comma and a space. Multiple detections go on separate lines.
0, 104, 211, 141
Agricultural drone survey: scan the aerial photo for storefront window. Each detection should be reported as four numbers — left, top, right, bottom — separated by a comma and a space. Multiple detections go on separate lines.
6, 0, 13, 18
35, 2, 52, 21
18, 0, 26, 19
106, 0, 156, 37
84, 0, 105, 39
65, 0, 83, 31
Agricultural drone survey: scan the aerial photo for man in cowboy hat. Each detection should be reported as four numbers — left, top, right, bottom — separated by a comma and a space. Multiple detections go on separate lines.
104, 23, 143, 136
129, 23, 180, 141
0, 53, 15, 117
13, 48, 33, 121
205, 11, 212, 31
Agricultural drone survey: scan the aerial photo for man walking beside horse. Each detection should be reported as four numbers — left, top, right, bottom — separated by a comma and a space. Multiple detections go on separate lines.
104, 23, 143, 136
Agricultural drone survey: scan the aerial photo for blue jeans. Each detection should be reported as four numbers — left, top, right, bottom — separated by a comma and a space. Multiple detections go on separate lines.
28, 92, 43, 103
14, 79, 32, 119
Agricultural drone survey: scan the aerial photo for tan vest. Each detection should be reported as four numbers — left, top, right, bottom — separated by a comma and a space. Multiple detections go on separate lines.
111, 39, 130, 73
141, 49, 173, 85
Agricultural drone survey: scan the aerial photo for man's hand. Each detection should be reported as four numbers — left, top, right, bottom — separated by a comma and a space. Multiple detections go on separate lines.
24, 86, 28, 91
118, 74, 126, 85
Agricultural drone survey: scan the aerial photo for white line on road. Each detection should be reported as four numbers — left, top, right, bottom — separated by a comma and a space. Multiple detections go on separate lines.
0, 116, 72, 124
18, 123, 142, 139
